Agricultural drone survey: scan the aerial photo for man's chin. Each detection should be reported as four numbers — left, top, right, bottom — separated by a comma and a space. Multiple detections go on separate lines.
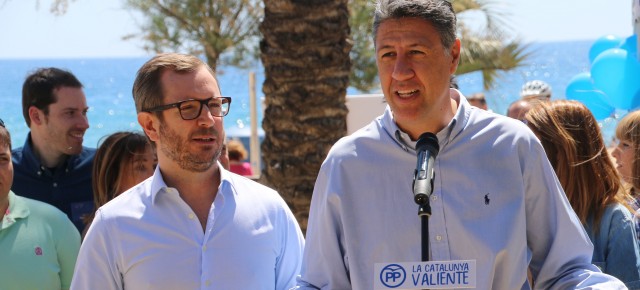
182, 161, 216, 173
65, 144, 84, 155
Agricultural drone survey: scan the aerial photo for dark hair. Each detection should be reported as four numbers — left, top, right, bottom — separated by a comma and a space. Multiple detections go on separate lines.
132, 53, 216, 113
0, 119, 10, 151
91, 132, 152, 209
373, 0, 457, 49
22, 67, 83, 127
450, 75, 459, 89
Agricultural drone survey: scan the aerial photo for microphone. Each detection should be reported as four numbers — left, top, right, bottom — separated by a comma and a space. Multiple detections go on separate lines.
413, 132, 439, 207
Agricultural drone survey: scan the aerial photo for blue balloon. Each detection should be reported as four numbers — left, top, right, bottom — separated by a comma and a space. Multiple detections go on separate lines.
565, 72, 614, 120
619, 34, 638, 59
633, 88, 640, 111
589, 35, 623, 64
591, 48, 640, 109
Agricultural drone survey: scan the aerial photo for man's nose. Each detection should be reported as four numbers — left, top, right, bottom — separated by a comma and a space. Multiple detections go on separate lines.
391, 55, 415, 81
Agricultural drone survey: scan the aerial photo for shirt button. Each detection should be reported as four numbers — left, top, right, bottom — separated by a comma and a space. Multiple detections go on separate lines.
188, 213, 195, 219
431, 195, 438, 201
205, 280, 211, 286
37, 171, 42, 176
436, 235, 442, 241
52, 183, 58, 187
202, 246, 207, 251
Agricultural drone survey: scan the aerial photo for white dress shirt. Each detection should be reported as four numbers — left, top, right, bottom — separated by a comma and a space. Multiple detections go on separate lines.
296, 90, 625, 290
72, 166, 305, 290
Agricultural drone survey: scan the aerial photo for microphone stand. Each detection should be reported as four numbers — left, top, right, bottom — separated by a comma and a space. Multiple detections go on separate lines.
418, 201, 431, 262
413, 132, 439, 290
412, 132, 440, 268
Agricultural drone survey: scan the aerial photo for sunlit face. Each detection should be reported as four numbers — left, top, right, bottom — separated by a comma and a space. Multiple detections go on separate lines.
375, 17, 459, 135
154, 66, 224, 172
117, 145, 156, 195
40, 86, 89, 156
612, 138, 635, 184
0, 142, 13, 210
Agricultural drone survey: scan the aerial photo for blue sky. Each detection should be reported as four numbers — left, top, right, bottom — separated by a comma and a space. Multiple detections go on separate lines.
0, 0, 635, 58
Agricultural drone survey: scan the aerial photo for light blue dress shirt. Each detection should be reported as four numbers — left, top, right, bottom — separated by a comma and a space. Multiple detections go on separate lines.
71, 165, 305, 290
296, 91, 625, 290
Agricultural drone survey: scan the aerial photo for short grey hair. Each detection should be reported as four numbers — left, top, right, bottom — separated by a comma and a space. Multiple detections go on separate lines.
373, 0, 457, 50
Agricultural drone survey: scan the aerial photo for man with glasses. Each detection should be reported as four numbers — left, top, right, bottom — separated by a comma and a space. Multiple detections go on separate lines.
0, 119, 81, 290
11, 67, 94, 233
72, 53, 304, 290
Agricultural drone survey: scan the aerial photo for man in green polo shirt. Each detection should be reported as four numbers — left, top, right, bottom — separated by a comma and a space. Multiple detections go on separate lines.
0, 118, 80, 290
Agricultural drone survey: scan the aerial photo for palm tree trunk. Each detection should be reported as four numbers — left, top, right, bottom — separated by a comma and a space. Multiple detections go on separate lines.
259, 0, 351, 232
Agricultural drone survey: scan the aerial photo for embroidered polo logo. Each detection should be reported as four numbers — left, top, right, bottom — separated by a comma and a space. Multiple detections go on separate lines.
484, 193, 490, 205
35, 247, 43, 256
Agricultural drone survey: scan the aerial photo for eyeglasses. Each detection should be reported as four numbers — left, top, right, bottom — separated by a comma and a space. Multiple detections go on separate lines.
143, 97, 231, 120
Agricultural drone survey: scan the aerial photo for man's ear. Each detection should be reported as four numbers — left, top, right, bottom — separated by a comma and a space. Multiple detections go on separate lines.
138, 112, 160, 142
449, 39, 461, 74
28, 106, 43, 126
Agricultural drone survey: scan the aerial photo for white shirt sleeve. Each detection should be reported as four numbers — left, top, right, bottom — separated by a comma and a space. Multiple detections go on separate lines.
275, 200, 306, 290
70, 209, 123, 290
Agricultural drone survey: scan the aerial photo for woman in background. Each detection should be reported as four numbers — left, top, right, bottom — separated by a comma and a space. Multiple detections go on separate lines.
612, 110, 640, 242
612, 110, 640, 207
526, 100, 640, 288
227, 139, 253, 176
82, 131, 156, 237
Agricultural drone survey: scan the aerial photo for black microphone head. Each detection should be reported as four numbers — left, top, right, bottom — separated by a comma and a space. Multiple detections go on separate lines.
416, 132, 439, 156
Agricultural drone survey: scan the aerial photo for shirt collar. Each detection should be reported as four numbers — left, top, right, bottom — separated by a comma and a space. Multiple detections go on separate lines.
382, 89, 471, 152
20, 132, 79, 173
149, 161, 232, 204
1, 191, 30, 230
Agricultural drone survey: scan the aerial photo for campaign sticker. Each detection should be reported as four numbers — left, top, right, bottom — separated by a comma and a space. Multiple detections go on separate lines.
374, 260, 476, 289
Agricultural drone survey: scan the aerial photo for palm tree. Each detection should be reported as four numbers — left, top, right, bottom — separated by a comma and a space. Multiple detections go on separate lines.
259, 0, 352, 231
453, 0, 529, 89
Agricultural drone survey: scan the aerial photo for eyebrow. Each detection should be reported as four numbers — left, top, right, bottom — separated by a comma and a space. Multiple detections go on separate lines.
377, 43, 430, 51
61, 107, 89, 112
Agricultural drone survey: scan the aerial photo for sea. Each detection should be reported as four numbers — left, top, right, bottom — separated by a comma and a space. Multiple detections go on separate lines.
0, 40, 624, 149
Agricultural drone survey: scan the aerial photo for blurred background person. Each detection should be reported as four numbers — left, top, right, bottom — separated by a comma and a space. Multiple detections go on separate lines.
227, 139, 253, 176
612, 110, 640, 240
466, 92, 488, 110
82, 131, 155, 236
526, 100, 640, 288
520, 80, 552, 101
0, 118, 80, 290
613, 110, 640, 207
219, 135, 230, 170
12, 67, 95, 233
507, 99, 533, 122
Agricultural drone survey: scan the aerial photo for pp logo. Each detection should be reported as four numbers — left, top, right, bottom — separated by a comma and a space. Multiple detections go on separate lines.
380, 264, 406, 288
